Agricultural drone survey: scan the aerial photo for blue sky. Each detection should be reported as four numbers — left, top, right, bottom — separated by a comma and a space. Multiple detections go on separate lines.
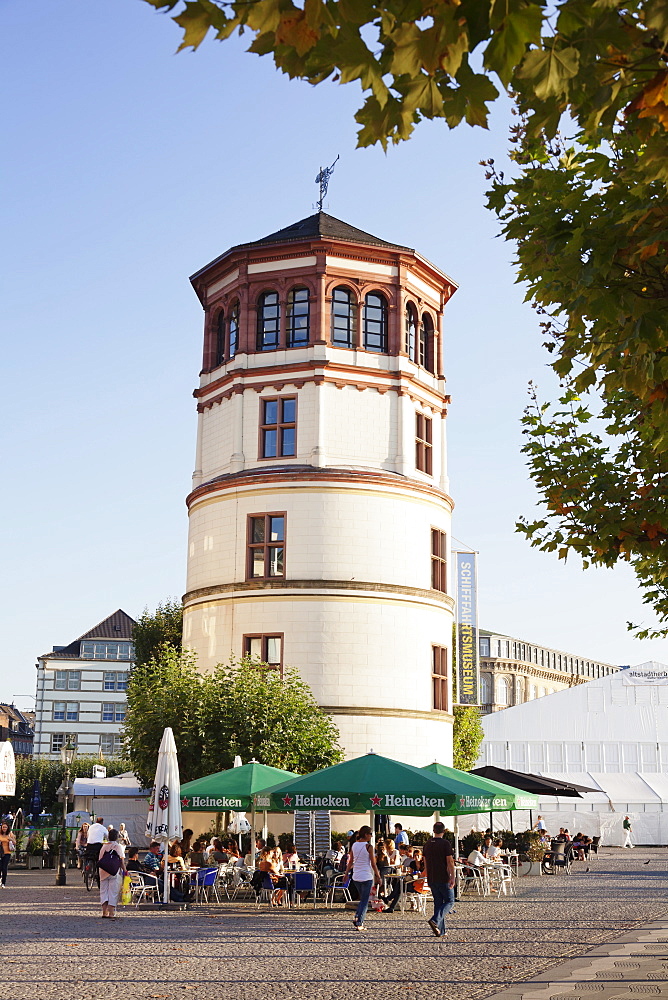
2, 0, 666, 707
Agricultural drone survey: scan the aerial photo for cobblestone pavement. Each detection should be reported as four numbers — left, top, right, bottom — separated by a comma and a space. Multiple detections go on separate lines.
0, 848, 666, 1000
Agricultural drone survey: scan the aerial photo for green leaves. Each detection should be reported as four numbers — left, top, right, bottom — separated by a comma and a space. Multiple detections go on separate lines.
125, 649, 343, 785
516, 44, 579, 98
453, 706, 485, 771
484, 2, 544, 87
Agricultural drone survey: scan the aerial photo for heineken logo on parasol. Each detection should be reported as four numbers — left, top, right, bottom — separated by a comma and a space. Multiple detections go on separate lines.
185, 795, 243, 809
458, 795, 502, 809
382, 794, 451, 809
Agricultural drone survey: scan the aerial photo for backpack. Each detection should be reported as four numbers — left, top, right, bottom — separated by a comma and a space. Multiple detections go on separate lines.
98, 849, 122, 876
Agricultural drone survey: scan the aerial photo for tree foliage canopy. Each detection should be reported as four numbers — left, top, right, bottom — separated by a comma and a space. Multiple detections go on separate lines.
132, 599, 183, 670
123, 647, 343, 786
138, 0, 668, 624
141, 0, 668, 149
452, 705, 484, 771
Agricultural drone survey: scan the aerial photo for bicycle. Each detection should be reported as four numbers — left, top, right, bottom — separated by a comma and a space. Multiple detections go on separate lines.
82, 855, 99, 891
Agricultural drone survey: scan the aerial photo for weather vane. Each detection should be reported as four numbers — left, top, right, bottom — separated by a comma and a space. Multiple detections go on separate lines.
315, 155, 339, 212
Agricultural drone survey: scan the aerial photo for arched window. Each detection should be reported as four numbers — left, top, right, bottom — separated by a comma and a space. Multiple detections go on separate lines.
515, 677, 523, 703
286, 287, 309, 347
215, 310, 225, 367
481, 673, 492, 706
229, 301, 239, 358
405, 303, 417, 360
331, 286, 355, 347
497, 675, 510, 706
419, 313, 434, 372
257, 291, 280, 351
364, 291, 388, 352
529, 683, 537, 700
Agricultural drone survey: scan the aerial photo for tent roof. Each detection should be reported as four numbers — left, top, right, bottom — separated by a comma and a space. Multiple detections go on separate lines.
73, 772, 147, 798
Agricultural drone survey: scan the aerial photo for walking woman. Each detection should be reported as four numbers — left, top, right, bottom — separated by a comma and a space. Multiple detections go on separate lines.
75, 822, 89, 868
0, 822, 16, 887
345, 826, 381, 931
98, 829, 127, 918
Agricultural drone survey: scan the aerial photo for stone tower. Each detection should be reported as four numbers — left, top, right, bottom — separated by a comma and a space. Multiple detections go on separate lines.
183, 213, 457, 765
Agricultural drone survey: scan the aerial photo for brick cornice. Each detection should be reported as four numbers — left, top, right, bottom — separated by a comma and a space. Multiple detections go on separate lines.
186, 467, 455, 511
195, 358, 448, 402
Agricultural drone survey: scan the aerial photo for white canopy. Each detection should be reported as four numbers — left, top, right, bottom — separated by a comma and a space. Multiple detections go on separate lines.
476, 661, 668, 844
73, 772, 146, 798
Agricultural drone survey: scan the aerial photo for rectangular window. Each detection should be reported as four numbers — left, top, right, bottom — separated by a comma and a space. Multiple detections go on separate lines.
81, 641, 134, 660
65, 702, 79, 722
243, 633, 283, 672
53, 701, 65, 722
104, 672, 116, 691
479, 637, 490, 657
431, 528, 447, 592
54, 670, 81, 690
247, 513, 285, 579
104, 671, 129, 691
102, 702, 115, 722
260, 397, 296, 459
415, 414, 432, 474
51, 733, 65, 753
100, 734, 123, 756
432, 646, 449, 712
54, 671, 67, 691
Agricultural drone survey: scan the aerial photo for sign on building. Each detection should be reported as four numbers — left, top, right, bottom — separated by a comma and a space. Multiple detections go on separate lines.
623, 665, 668, 685
455, 551, 479, 706
93, 765, 107, 779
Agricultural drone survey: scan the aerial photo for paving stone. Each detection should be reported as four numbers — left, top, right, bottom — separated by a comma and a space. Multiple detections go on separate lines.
0, 848, 667, 1000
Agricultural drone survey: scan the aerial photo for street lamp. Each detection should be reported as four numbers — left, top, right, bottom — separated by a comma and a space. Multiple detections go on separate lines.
55, 740, 76, 886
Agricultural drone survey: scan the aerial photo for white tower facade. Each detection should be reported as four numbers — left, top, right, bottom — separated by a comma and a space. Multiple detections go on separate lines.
183, 214, 457, 765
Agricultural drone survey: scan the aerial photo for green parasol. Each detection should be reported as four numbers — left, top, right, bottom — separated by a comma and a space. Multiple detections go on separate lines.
180, 761, 299, 811
254, 752, 537, 817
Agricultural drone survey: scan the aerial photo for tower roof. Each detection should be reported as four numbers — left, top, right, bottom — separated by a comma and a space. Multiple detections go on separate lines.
239, 212, 413, 253
190, 212, 413, 283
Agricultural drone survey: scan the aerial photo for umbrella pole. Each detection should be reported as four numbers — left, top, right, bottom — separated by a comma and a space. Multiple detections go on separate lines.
369, 810, 374, 841
529, 809, 533, 829
251, 804, 256, 866
263, 811, 267, 843
489, 811, 493, 836
509, 810, 514, 833
163, 840, 169, 906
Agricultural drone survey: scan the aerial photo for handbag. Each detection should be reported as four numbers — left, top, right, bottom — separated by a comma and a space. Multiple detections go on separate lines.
98, 849, 122, 876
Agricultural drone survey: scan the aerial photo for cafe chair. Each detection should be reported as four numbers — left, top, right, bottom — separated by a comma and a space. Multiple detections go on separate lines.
193, 866, 221, 903
487, 864, 516, 897
256, 872, 282, 908
590, 836, 600, 857
325, 873, 352, 908
456, 863, 487, 896
292, 870, 320, 908
128, 872, 159, 906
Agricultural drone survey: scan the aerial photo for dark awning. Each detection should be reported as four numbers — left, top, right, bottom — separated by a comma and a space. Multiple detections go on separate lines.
470, 766, 599, 797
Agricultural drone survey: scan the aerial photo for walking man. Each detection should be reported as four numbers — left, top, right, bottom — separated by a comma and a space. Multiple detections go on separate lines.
423, 821, 455, 937
623, 816, 634, 848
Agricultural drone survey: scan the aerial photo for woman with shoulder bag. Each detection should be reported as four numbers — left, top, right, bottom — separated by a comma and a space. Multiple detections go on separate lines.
0, 822, 16, 887
98, 829, 127, 918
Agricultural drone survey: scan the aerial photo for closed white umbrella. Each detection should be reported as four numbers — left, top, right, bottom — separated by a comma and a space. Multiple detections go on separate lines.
145, 727, 182, 904
0, 741, 16, 797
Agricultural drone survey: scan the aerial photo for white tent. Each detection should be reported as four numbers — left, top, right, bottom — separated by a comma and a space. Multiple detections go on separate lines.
73, 771, 149, 845
475, 661, 668, 845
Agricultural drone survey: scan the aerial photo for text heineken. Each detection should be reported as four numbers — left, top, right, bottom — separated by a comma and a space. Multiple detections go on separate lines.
187, 795, 243, 809
384, 794, 452, 809
294, 794, 350, 808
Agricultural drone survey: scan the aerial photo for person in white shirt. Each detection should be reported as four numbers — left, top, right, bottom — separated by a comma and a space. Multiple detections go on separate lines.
486, 839, 503, 860
467, 848, 488, 868
86, 817, 108, 864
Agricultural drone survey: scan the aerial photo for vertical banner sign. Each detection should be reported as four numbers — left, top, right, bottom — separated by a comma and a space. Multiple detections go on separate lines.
456, 552, 479, 705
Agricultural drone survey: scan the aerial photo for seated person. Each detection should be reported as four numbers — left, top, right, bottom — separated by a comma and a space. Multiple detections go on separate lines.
125, 847, 145, 873
143, 841, 163, 873
258, 847, 288, 902
208, 838, 228, 864
399, 845, 415, 870
555, 828, 570, 842
467, 845, 488, 867
188, 838, 207, 868
486, 838, 503, 860
226, 842, 243, 863
481, 835, 494, 856
571, 833, 586, 860
163, 844, 187, 871
282, 843, 300, 869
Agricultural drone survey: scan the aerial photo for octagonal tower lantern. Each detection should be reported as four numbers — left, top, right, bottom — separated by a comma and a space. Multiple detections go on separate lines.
183, 212, 458, 765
